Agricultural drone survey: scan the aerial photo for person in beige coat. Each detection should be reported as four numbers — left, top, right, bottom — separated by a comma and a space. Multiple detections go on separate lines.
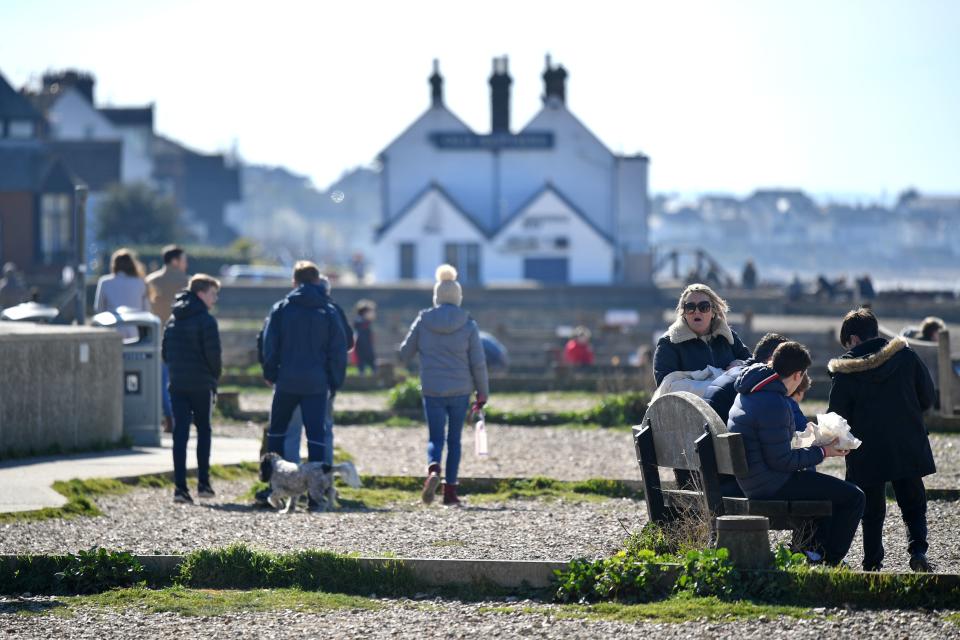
146, 245, 189, 433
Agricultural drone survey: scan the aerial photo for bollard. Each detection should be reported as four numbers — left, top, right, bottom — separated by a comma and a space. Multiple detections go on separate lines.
715, 515, 772, 570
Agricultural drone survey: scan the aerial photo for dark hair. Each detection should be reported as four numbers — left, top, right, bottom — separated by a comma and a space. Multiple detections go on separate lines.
771, 341, 811, 378
920, 316, 946, 341
162, 245, 185, 264
840, 307, 879, 346
795, 371, 812, 395
753, 333, 789, 363
293, 260, 321, 285
110, 248, 144, 278
188, 274, 220, 294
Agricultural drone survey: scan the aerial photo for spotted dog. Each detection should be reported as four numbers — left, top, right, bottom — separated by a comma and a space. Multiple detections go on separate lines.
258, 452, 361, 513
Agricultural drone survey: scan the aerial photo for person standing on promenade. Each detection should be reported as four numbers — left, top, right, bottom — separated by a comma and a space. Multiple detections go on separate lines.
146, 245, 189, 433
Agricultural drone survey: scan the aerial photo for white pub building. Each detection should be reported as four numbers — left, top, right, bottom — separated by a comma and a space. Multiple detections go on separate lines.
372, 56, 651, 286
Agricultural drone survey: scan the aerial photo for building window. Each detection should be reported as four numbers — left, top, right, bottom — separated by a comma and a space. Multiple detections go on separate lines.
8, 120, 36, 139
524, 257, 569, 284
444, 242, 481, 284
399, 242, 416, 280
40, 193, 73, 264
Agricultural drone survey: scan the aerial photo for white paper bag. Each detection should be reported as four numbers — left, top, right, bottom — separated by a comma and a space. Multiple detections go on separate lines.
790, 411, 862, 451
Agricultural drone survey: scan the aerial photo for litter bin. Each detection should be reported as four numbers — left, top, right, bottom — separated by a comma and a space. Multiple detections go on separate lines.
92, 307, 162, 446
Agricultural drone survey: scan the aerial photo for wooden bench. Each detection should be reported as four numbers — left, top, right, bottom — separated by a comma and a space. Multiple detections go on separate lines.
633, 391, 831, 531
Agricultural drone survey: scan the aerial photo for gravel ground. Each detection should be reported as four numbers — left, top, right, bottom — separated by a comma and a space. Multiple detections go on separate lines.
3, 477, 960, 572
1, 600, 956, 639
239, 391, 602, 414
0, 480, 634, 560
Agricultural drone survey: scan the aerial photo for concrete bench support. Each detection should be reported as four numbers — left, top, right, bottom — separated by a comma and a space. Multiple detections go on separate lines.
715, 515, 772, 570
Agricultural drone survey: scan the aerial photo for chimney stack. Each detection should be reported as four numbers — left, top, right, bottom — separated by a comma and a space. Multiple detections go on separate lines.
42, 70, 95, 104
542, 54, 567, 105
489, 56, 512, 133
429, 59, 443, 107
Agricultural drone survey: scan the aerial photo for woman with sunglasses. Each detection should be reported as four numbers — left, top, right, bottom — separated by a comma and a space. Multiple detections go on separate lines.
653, 283, 751, 387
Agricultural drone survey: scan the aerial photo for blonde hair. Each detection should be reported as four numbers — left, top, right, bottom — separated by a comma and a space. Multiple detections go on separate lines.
675, 283, 729, 328
796, 371, 812, 395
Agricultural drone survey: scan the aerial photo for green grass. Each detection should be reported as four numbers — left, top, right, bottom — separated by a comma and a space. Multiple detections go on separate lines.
43, 586, 381, 617
947, 612, 960, 626
478, 594, 813, 623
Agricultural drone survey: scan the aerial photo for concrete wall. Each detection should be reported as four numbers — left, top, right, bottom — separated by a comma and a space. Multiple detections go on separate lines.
0, 324, 122, 454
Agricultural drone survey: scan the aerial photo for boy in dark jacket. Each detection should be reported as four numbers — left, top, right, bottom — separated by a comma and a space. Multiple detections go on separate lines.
728, 342, 864, 565
262, 262, 347, 482
162, 275, 222, 504
828, 308, 936, 572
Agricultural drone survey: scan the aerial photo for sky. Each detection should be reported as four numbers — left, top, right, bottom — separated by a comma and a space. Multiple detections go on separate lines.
2, 0, 958, 200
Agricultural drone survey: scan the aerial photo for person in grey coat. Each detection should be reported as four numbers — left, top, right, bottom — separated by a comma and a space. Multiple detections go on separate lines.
399, 264, 489, 507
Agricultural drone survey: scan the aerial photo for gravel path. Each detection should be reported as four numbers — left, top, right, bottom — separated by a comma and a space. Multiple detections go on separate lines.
0, 480, 634, 560
1, 599, 956, 639
239, 391, 602, 414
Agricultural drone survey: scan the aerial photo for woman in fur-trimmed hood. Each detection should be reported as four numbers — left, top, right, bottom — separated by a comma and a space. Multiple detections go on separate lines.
827, 334, 936, 487
653, 283, 751, 386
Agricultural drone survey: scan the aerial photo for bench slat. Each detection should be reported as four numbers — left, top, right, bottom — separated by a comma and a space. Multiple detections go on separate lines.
713, 433, 749, 476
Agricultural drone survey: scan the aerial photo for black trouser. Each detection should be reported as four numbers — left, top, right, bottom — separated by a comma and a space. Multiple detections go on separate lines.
765, 471, 865, 565
858, 477, 928, 570
171, 390, 213, 491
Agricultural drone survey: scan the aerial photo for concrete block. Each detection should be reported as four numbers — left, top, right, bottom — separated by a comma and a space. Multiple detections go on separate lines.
715, 515, 773, 570
0, 324, 122, 454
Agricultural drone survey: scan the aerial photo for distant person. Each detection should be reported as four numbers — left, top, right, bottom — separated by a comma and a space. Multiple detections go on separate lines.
262, 261, 347, 511
399, 265, 489, 507
828, 307, 936, 572
918, 316, 946, 343
815, 275, 835, 301
729, 342, 864, 566
162, 275, 223, 504
0, 263, 29, 309
480, 331, 509, 372
856, 274, 876, 301
282, 275, 354, 466
741, 260, 757, 289
786, 275, 804, 302
653, 283, 751, 387
353, 299, 377, 375
94, 249, 150, 341
146, 245, 190, 434
563, 326, 595, 367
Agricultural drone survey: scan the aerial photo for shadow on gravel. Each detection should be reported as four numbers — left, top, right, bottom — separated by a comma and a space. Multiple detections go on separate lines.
199, 500, 397, 514
0, 598, 67, 615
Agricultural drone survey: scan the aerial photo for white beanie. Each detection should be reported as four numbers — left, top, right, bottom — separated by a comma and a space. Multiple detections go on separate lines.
433, 264, 463, 306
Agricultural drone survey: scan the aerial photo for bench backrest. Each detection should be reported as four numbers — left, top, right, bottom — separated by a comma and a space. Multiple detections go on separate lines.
639, 391, 749, 476
879, 327, 958, 416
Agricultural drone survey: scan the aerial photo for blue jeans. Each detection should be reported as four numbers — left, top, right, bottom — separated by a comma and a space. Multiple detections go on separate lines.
765, 471, 865, 565
267, 390, 328, 463
423, 394, 470, 485
282, 392, 335, 465
161, 364, 172, 419
171, 390, 212, 491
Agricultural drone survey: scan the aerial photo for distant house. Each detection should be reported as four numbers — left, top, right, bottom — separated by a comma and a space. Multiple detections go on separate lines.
371, 57, 651, 285
24, 70, 241, 245
1, 71, 120, 282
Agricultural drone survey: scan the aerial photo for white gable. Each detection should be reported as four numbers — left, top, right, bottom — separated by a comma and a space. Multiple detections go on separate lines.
373, 187, 487, 282
487, 187, 613, 284
47, 88, 118, 140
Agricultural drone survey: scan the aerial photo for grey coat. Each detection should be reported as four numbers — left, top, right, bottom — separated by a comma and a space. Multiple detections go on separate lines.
399, 304, 489, 398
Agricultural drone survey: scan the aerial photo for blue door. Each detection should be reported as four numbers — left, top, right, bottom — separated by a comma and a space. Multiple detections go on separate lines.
523, 258, 568, 284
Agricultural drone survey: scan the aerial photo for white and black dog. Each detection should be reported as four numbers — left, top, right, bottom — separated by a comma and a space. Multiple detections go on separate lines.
258, 452, 361, 513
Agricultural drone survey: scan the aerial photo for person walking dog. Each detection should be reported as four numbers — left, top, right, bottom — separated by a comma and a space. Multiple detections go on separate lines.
399, 265, 489, 507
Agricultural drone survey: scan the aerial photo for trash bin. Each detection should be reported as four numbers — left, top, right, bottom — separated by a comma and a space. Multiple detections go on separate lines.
92, 307, 162, 446
1, 302, 59, 323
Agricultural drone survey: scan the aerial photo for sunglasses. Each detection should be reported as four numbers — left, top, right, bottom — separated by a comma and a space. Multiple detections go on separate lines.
683, 301, 713, 314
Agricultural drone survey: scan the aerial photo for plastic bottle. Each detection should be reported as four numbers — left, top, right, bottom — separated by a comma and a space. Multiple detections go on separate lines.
474, 411, 488, 457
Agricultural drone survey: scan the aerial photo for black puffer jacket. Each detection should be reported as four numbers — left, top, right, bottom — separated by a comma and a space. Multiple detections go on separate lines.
162, 291, 222, 393
827, 337, 936, 487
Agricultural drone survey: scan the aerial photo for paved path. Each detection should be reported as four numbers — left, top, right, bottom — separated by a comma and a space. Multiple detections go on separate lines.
0, 437, 261, 514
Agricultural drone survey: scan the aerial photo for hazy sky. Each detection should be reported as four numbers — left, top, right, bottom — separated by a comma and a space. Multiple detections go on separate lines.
3, 0, 958, 198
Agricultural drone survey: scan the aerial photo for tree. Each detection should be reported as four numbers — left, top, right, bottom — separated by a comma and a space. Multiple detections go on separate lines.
95, 183, 183, 246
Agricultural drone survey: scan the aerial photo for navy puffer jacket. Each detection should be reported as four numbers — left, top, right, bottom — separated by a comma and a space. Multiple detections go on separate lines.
653, 318, 751, 386
162, 291, 222, 393
727, 362, 825, 498
262, 283, 347, 395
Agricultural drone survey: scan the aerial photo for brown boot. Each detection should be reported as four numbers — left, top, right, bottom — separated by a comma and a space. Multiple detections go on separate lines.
442, 483, 461, 507
421, 463, 441, 504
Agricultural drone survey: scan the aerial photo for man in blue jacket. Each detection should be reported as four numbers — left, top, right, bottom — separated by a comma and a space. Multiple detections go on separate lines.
728, 341, 864, 565
262, 261, 347, 476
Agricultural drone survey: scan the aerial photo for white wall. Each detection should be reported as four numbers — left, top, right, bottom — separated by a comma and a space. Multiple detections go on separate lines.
487, 188, 613, 284
373, 188, 488, 282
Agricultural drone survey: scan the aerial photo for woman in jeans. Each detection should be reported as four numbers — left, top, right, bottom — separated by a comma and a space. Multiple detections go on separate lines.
399, 265, 489, 506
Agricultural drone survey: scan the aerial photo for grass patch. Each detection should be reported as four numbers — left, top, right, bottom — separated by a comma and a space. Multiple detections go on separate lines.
43, 586, 380, 618
947, 612, 960, 626
383, 416, 419, 427
430, 539, 468, 548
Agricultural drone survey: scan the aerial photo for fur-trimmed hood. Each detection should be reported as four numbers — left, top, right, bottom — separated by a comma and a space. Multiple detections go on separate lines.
666, 316, 735, 346
828, 336, 908, 377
